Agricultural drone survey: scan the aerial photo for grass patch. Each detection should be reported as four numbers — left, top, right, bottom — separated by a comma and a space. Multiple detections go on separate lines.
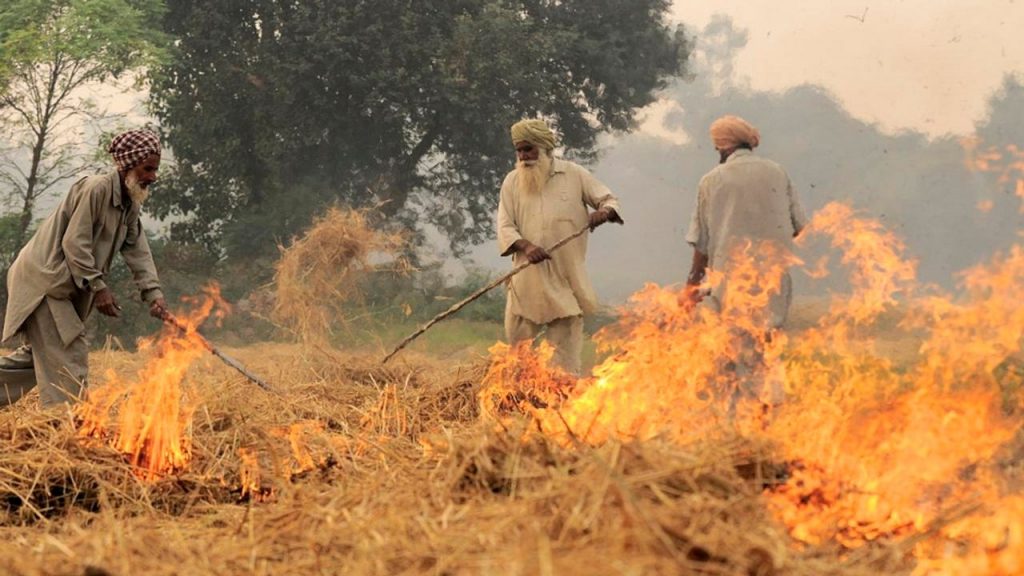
332, 316, 604, 370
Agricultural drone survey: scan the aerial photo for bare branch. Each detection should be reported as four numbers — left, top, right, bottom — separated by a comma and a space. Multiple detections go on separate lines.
37, 165, 91, 195
0, 159, 31, 185
24, 65, 45, 123
52, 58, 88, 109
0, 164, 28, 190
0, 96, 42, 138
0, 167, 29, 202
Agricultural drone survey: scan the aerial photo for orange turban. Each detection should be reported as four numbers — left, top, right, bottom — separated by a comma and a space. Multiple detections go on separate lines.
709, 115, 760, 149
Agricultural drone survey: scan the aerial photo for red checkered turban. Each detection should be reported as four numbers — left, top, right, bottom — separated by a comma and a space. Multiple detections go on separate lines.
108, 129, 161, 172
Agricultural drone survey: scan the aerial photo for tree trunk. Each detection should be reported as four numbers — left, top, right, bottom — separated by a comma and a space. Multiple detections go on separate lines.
15, 129, 46, 248
15, 58, 61, 248
376, 120, 442, 218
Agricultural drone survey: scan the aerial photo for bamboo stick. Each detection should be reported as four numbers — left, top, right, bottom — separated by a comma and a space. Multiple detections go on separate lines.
381, 223, 593, 364
161, 311, 278, 394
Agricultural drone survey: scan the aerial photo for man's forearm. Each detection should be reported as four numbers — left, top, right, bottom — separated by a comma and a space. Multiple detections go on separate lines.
687, 248, 709, 286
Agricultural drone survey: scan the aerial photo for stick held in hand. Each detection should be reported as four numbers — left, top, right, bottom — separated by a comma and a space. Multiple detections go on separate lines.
160, 311, 278, 394
381, 222, 594, 364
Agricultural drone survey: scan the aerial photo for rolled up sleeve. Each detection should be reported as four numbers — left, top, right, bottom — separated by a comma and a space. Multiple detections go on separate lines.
580, 166, 622, 222
685, 179, 709, 252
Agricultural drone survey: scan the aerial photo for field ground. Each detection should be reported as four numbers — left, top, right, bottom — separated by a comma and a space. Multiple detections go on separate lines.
0, 299, 998, 575
317, 297, 924, 371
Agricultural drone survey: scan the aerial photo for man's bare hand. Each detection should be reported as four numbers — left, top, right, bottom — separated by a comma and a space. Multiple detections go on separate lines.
588, 208, 611, 230
520, 241, 551, 263
94, 287, 120, 317
149, 297, 168, 320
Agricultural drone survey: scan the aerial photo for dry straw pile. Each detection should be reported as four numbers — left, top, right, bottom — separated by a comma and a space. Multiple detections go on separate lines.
272, 207, 405, 344
0, 343, 915, 576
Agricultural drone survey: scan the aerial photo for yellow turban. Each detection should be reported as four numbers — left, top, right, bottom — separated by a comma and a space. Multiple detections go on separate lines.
709, 115, 760, 149
510, 119, 556, 151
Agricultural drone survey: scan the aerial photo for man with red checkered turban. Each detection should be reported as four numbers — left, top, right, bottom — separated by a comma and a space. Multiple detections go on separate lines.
1, 129, 168, 408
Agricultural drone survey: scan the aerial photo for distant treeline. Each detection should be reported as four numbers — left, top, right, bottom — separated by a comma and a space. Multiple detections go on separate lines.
0, 0, 692, 345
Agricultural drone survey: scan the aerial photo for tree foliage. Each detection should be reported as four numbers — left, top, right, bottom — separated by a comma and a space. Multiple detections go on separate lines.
0, 0, 167, 246
150, 0, 690, 261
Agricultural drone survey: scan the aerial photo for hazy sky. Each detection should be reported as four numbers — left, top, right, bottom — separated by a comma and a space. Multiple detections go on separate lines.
657, 1, 1024, 139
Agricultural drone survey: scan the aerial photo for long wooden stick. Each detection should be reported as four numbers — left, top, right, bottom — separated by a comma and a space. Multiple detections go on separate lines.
161, 312, 279, 394
382, 223, 592, 364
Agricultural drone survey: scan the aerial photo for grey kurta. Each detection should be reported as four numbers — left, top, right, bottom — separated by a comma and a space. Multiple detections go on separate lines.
685, 149, 807, 328
497, 158, 622, 325
4, 170, 163, 345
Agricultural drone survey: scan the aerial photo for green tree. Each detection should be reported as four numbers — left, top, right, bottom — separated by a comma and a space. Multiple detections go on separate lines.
0, 0, 167, 248
150, 0, 689, 264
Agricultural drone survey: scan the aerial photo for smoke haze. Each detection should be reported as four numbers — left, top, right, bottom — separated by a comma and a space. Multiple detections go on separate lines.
469, 16, 1024, 304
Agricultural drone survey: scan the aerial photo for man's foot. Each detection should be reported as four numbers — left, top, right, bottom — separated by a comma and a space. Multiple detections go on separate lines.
0, 345, 33, 370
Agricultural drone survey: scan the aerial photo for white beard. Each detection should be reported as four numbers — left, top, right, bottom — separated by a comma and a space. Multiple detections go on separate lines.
125, 171, 149, 204
515, 152, 552, 196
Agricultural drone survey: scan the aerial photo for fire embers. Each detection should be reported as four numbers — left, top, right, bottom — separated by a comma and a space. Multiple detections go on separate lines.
962, 137, 1024, 214
479, 341, 578, 418
236, 421, 336, 502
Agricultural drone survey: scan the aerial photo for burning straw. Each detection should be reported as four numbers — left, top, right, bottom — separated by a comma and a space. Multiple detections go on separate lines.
0, 351, 898, 575
0, 329, 902, 576
75, 284, 231, 480
479, 200, 1024, 573
272, 206, 406, 344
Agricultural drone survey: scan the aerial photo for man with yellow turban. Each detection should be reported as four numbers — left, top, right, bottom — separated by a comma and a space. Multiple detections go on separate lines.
1, 129, 167, 407
683, 115, 807, 409
497, 118, 622, 374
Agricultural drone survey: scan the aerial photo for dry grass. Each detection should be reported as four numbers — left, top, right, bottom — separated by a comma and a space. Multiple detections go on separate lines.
0, 342, 921, 576
271, 207, 406, 344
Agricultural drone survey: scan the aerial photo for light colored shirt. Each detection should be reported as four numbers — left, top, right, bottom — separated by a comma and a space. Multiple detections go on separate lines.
686, 149, 807, 327
497, 158, 621, 324
4, 170, 163, 345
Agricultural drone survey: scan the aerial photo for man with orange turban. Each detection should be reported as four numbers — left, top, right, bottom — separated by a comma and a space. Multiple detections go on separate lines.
1, 129, 167, 408
683, 115, 807, 408
683, 115, 806, 322
497, 118, 622, 374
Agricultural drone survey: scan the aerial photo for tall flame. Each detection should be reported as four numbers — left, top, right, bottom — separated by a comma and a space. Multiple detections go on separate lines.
77, 285, 229, 480
962, 136, 1024, 213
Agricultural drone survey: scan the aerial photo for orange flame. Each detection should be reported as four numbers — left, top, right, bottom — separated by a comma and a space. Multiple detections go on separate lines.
481, 200, 1024, 570
269, 421, 328, 477
962, 136, 1024, 214
479, 340, 576, 418
77, 284, 229, 480
238, 447, 269, 501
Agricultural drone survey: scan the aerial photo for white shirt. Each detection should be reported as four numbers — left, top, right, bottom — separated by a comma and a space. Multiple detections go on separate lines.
497, 158, 622, 324
686, 149, 807, 327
